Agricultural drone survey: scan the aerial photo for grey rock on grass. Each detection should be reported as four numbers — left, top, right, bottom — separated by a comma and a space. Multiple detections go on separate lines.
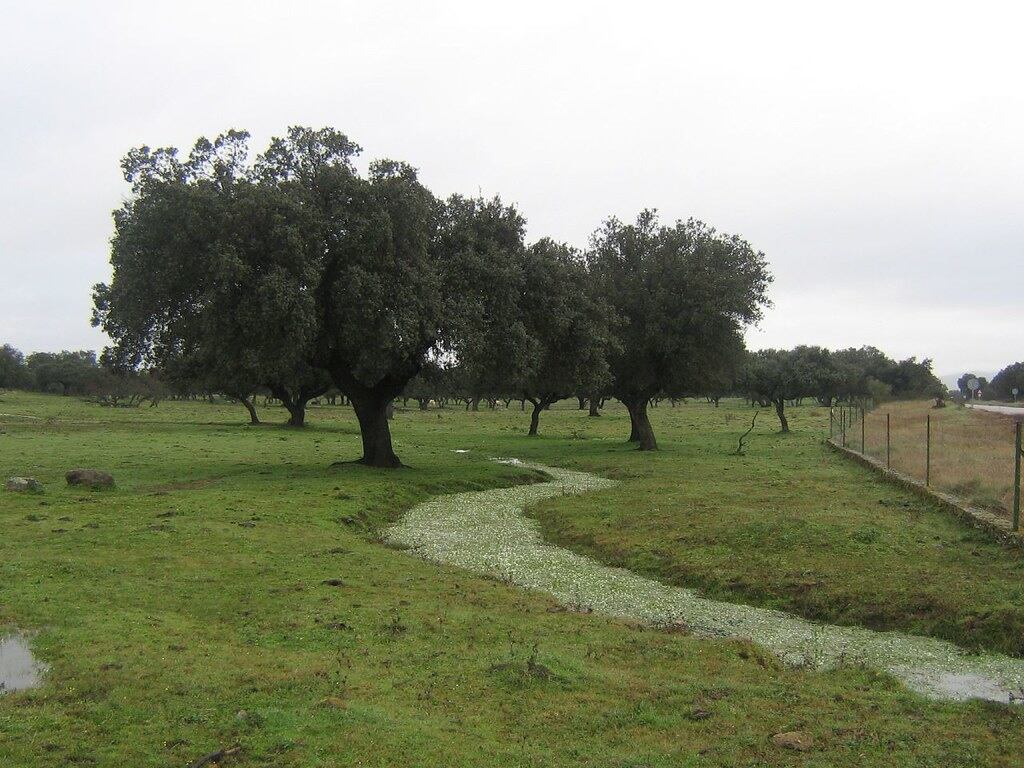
65, 469, 114, 489
5, 477, 42, 493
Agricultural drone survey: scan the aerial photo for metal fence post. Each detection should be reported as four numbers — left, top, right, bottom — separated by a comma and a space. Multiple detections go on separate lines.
886, 413, 891, 470
829, 407, 834, 439
861, 407, 865, 454
926, 413, 931, 487
1014, 420, 1021, 532
842, 407, 847, 447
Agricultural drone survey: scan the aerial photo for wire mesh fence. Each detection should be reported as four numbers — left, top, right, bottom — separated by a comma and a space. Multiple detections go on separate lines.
830, 402, 1022, 530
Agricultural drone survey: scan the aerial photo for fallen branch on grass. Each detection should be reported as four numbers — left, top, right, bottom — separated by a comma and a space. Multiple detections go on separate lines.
732, 410, 759, 455
187, 745, 240, 768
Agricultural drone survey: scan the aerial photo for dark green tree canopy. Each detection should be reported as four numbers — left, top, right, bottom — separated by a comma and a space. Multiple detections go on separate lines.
739, 348, 809, 431
0, 344, 28, 390
437, 194, 530, 400
588, 210, 771, 449
95, 130, 327, 426
957, 372, 988, 397
25, 350, 102, 396
989, 364, 1024, 401
94, 127, 527, 465
741, 345, 946, 430
514, 238, 613, 435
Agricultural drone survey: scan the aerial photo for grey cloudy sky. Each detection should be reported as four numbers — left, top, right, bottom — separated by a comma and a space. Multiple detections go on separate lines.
2, 0, 1020, 379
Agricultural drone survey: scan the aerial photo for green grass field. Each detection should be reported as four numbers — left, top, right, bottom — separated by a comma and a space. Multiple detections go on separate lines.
2, 392, 1024, 767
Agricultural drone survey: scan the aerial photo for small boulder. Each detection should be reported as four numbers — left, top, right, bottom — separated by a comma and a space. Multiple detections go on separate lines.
5, 477, 42, 493
65, 469, 114, 489
772, 731, 813, 751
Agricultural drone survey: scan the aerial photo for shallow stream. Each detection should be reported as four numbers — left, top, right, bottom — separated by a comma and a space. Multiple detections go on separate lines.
387, 459, 1024, 703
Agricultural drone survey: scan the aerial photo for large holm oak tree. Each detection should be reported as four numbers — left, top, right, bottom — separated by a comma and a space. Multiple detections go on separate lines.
94, 127, 521, 467
588, 211, 771, 450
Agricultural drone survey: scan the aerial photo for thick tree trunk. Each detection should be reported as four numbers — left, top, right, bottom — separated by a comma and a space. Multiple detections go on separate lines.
528, 400, 543, 436
241, 397, 260, 425
286, 402, 305, 426
327, 358, 416, 468
269, 384, 322, 428
624, 398, 657, 450
276, 390, 306, 427
589, 392, 601, 417
635, 401, 658, 450
417, 397, 430, 410
350, 395, 402, 468
627, 404, 641, 441
577, 396, 587, 410
774, 398, 789, 433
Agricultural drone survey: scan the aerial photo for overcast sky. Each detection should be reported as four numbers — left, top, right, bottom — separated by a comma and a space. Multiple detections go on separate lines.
2, 1, 1020, 379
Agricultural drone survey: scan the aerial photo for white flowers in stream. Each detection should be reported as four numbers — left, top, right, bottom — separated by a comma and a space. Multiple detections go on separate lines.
386, 459, 1024, 703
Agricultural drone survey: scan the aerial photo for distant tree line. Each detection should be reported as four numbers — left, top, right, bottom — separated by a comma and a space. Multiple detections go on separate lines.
951, 368, 1024, 401
0, 345, 167, 406
738, 345, 944, 432
978, 365, 1023, 401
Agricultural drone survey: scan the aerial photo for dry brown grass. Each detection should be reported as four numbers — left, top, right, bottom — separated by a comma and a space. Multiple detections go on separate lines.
836, 400, 1019, 516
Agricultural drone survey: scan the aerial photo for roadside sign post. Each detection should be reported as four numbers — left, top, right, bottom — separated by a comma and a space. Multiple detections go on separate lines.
968, 377, 980, 400
1014, 387, 1020, 403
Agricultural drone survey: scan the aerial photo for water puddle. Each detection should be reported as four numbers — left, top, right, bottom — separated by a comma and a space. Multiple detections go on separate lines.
387, 459, 1024, 704
0, 633, 48, 694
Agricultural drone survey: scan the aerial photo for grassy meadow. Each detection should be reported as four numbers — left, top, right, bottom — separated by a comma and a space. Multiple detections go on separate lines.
856, 401, 1019, 515
2, 392, 1024, 766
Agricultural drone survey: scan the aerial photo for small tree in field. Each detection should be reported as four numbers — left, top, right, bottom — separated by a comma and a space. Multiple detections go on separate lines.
588, 211, 771, 450
515, 239, 612, 435
739, 349, 804, 432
